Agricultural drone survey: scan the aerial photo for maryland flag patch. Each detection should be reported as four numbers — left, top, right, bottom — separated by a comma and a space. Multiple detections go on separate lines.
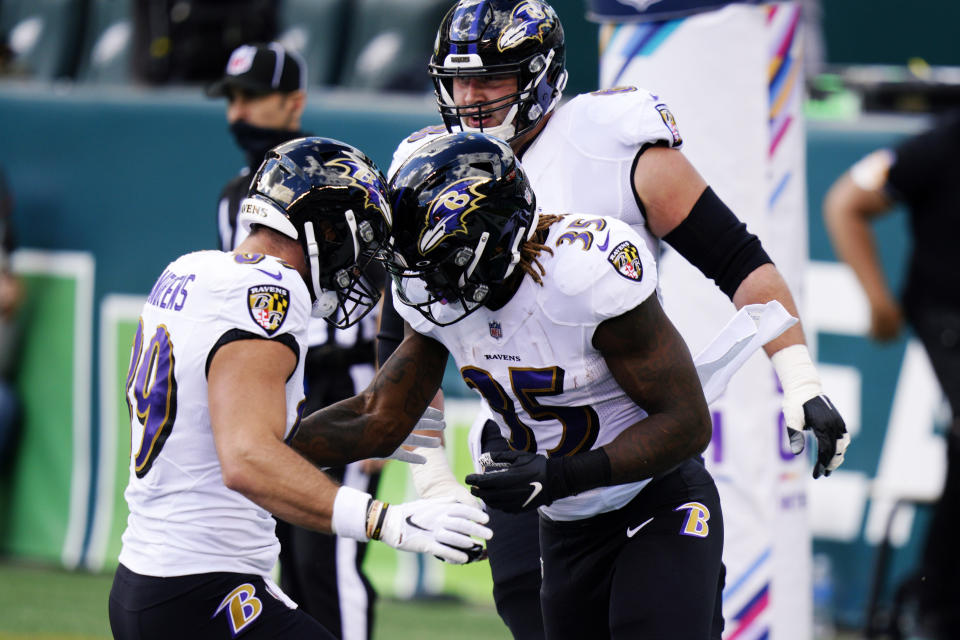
248, 285, 290, 335
607, 241, 644, 282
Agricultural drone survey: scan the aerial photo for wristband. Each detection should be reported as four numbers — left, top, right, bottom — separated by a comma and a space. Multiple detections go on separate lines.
365, 500, 390, 541
331, 486, 373, 542
559, 448, 612, 496
771, 344, 822, 402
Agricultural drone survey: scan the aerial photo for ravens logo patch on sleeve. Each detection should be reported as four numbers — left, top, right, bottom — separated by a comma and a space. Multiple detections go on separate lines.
607, 241, 644, 282
655, 104, 682, 146
248, 285, 290, 335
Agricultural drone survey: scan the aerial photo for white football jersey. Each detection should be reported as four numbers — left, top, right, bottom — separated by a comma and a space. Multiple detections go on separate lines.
118, 250, 311, 577
389, 87, 681, 262
394, 215, 658, 521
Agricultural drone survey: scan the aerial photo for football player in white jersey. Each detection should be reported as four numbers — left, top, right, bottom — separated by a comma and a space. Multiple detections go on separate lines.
108, 137, 492, 640
382, 1, 850, 637
322, 130, 724, 637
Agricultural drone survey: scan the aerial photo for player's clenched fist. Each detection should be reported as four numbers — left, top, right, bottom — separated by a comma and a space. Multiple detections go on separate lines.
467, 450, 571, 513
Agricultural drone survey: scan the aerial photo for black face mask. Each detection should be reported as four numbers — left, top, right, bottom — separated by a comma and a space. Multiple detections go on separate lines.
229, 121, 301, 169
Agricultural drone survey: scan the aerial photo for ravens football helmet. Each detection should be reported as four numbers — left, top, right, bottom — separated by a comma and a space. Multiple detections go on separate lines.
388, 132, 537, 326
429, 0, 567, 142
238, 136, 392, 328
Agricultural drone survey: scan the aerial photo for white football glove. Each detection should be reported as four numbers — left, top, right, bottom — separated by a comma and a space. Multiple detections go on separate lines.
374, 497, 491, 564
772, 345, 851, 479
331, 487, 491, 564
383, 407, 447, 464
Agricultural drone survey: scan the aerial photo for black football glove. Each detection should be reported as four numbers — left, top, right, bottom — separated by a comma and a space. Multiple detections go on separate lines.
773, 345, 851, 479
465, 450, 570, 513
800, 395, 850, 479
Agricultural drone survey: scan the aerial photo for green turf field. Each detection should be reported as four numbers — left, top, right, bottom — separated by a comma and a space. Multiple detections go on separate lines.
0, 560, 871, 639
0, 561, 510, 640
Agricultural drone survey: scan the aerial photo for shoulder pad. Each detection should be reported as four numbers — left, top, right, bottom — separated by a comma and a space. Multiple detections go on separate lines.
562, 87, 683, 153
224, 253, 310, 339
538, 215, 657, 324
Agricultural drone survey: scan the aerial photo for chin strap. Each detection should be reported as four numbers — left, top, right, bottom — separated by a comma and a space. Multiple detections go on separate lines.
303, 221, 338, 318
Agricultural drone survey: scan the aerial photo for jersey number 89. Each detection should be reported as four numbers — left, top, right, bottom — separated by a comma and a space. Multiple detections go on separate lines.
125, 319, 179, 478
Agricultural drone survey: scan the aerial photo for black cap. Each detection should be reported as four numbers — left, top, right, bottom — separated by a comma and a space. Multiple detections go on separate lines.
206, 42, 306, 98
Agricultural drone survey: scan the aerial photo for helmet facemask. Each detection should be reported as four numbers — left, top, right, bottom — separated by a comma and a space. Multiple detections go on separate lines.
388, 132, 538, 327
429, 0, 568, 143
239, 137, 393, 329
391, 228, 494, 326
300, 208, 386, 328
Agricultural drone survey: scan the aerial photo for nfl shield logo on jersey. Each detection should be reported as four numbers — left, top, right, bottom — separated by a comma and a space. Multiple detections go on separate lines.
248, 285, 290, 335
607, 241, 644, 282
489, 321, 503, 339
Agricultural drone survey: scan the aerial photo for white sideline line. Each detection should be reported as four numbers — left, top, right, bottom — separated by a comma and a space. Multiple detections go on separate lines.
85, 294, 144, 571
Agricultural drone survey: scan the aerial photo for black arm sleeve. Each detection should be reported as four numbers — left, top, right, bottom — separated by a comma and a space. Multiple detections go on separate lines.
661, 187, 772, 299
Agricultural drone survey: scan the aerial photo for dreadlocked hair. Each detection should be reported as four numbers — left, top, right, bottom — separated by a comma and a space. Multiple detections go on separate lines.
518, 214, 564, 286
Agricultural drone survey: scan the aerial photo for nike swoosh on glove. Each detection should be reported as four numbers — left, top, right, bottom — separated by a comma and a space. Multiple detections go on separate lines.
376, 497, 492, 564
465, 450, 568, 513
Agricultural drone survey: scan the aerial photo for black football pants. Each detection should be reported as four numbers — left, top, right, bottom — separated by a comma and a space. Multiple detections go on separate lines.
539, 458, 725, 640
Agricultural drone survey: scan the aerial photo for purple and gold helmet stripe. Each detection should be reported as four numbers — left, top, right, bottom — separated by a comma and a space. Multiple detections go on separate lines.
449, 1, 489, 55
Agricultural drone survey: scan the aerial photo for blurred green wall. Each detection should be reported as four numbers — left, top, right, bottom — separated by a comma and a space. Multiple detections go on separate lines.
822, 0, 960, 66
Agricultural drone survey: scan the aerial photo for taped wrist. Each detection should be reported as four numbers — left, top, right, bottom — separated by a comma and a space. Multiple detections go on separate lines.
331, 486, 373, 542
411, 445, 467, 500
662, 187, 772, 298
771, 344, 822, 404
552, 448, 612, 498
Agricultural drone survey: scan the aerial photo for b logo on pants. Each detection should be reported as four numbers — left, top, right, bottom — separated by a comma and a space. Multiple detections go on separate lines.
675, 501, 711, 538
214, 583, 263, 635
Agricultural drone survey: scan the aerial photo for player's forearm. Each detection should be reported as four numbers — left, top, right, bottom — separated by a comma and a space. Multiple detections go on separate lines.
594, 296, 713, 484
538, 404, 711, 497
293, 338, 446, 464
603, 406, 711, 485
220, 437, 340, 533
731, 263, 807, 356
824, 196, 894, 308
292, 393, 406, 466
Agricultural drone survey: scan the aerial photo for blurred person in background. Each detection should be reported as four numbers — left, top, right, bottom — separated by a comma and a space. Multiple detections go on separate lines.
0, 35, 14, 74
132, 0, 277, 85
108, 136, 491, 639
589, 1, 824, 637
386, 1, 848, 638
823, 112, 960, 640
207, 43, 385, 640
0, 168, 22, 473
